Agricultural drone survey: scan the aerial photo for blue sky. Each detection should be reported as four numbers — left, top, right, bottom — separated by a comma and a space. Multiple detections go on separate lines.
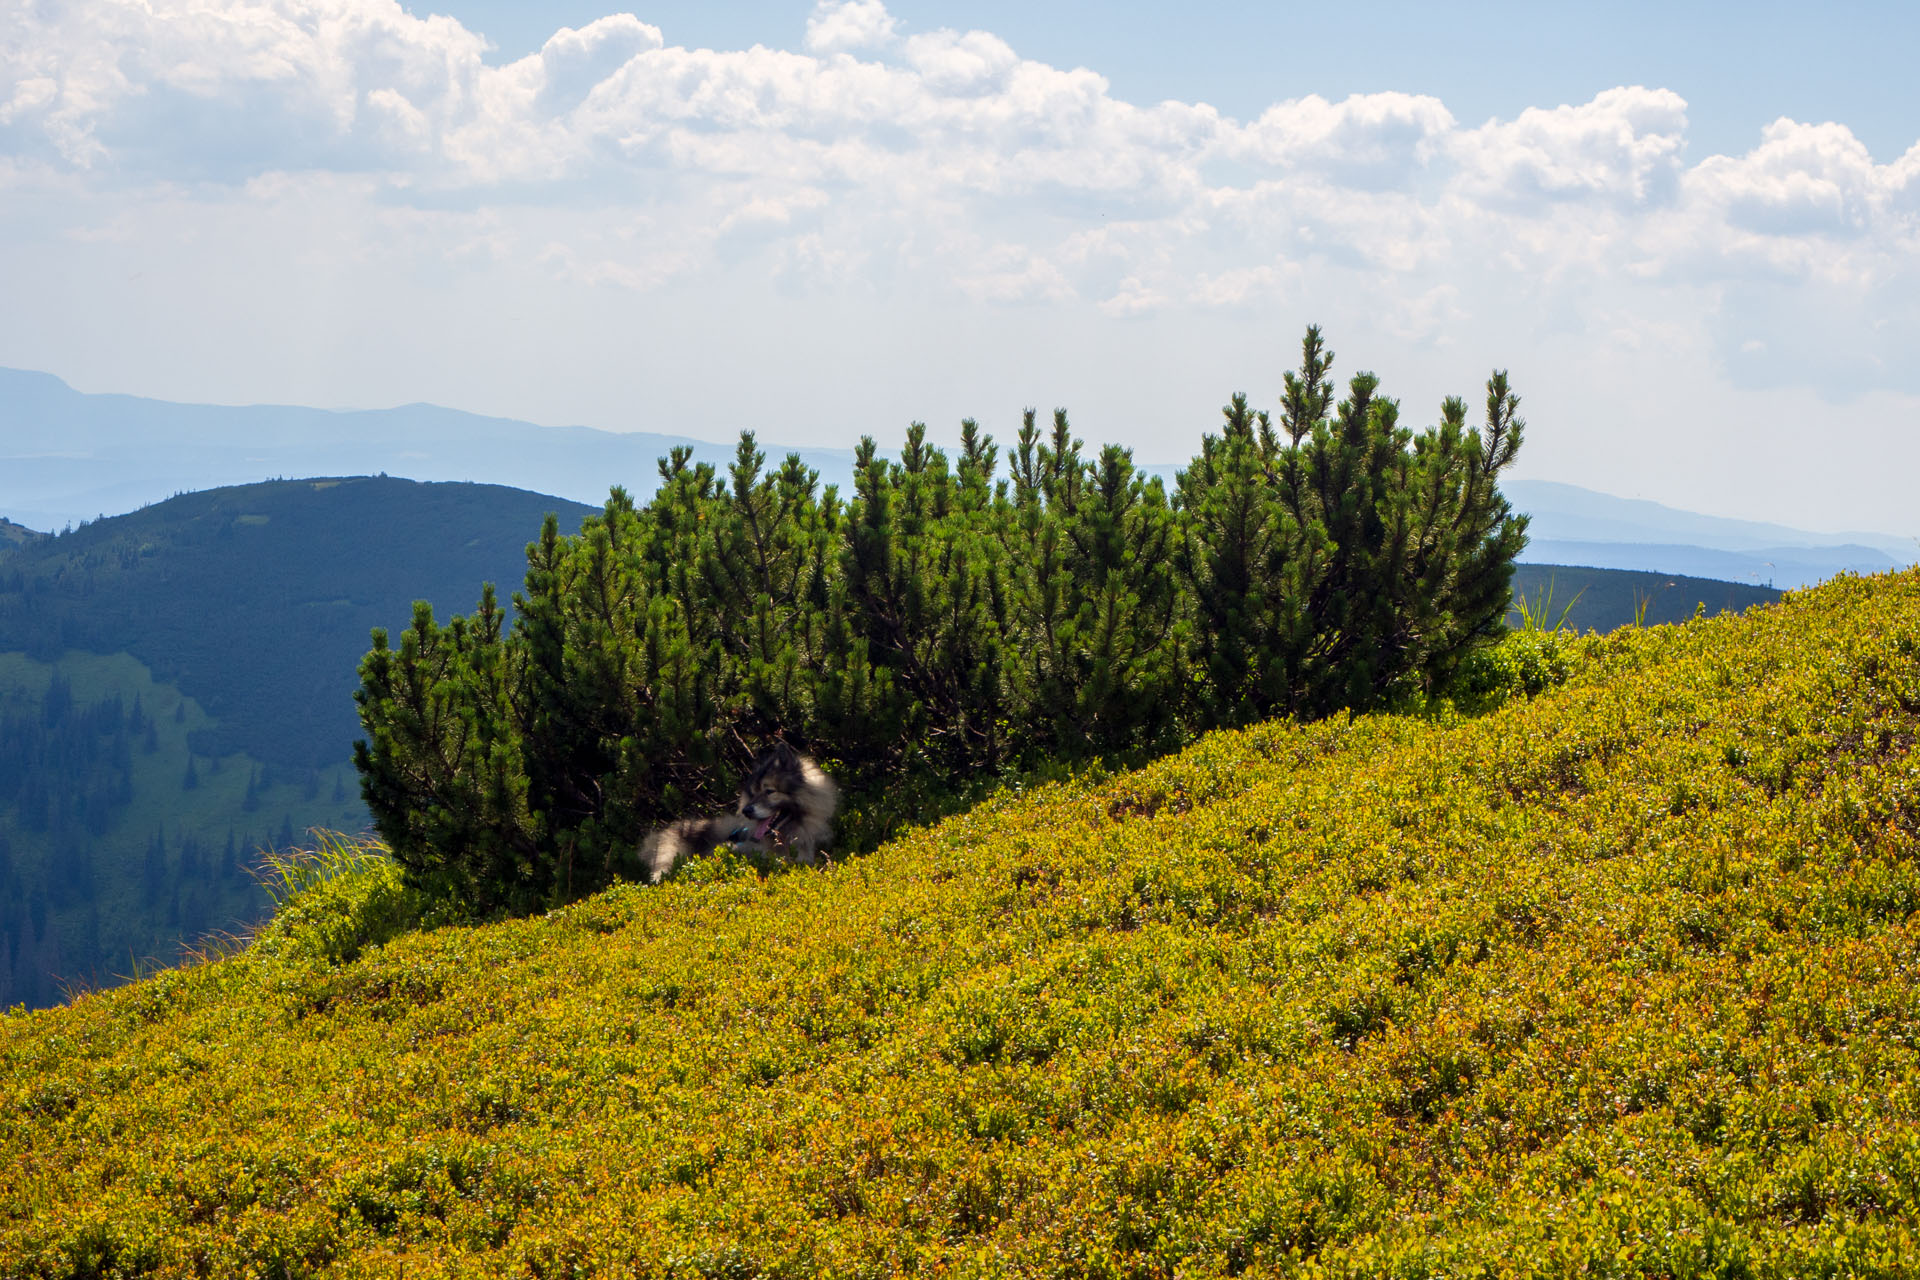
1, 1, 1916, 532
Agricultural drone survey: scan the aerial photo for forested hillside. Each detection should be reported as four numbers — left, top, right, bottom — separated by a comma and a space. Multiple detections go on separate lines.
0, 478, 595, 1009
3, 570, 1914, 1275
0, 477, 597, 768
1507, 563, 1778, 630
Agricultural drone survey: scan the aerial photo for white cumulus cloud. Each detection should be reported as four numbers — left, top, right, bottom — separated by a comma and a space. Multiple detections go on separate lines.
1451, 86, 1690, 208
804, 0, 897, 55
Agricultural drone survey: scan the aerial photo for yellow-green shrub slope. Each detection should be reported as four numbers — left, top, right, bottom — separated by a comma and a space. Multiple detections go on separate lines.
5, 572, 1920, 1279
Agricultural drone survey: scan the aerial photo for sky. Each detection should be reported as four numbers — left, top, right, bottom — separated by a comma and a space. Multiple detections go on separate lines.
2, 0, 1917, 534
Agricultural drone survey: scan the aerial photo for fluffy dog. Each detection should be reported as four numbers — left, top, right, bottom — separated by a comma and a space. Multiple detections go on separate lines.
640, 744, 838, 883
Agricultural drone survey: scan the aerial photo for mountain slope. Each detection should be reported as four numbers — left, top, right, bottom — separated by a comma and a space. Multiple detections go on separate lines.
0, 477, 596, 1009
0, 476, 597, 770
0, 469, 1780, 1013
4, 570, 1916, 1276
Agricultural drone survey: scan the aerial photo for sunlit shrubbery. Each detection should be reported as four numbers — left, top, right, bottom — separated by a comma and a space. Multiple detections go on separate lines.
4, 571, 1919, 1277
248, 833, 436, 968
1445, 626, 1585, 713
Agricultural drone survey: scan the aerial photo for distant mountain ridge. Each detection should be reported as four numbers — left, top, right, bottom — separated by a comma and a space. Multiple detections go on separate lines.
4, 367, 1913, 589
0, 367, 848, 535
1501, 478, 1911, 556
1504, 479, 1912, 589
1518, 540, 1890, 590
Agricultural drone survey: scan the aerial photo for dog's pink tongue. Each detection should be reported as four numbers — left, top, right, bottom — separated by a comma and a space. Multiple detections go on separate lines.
753, 817, 774, 841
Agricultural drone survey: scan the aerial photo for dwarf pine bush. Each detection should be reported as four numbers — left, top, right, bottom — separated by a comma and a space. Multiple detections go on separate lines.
356, 327, 1532, 914
5, 570, 1919, 1275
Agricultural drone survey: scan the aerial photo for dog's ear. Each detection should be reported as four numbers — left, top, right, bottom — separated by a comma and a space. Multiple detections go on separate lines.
763, 740, 800, 769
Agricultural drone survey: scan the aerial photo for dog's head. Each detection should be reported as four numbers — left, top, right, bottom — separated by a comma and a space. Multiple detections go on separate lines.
735, 743, 813, 843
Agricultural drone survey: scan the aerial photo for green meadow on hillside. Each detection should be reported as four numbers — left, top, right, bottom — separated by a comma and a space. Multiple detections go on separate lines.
2, 571, 1918, 1277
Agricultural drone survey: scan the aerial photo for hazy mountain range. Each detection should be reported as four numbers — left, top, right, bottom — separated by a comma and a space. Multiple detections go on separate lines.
0, 367, 840, 535
3, 367, 1912, 590
1502, 479, 1914, 590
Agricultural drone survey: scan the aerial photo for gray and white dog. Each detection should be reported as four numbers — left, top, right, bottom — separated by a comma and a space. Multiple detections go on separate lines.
640, 743, 839, 883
